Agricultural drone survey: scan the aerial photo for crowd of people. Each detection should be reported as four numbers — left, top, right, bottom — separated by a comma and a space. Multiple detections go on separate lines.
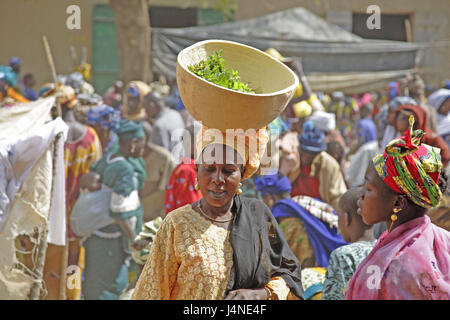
1, 48, 449, 300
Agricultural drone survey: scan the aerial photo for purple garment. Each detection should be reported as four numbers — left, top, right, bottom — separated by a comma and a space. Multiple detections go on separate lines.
357, 118, 378, 144
254, 171, 291, 196
24, 87, 38, 101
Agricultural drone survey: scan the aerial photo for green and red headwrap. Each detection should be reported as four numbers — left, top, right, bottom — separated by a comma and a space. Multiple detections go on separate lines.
372, 115, 443, 208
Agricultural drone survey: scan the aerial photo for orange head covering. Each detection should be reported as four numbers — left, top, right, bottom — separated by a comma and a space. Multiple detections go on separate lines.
195, 125, 269, 180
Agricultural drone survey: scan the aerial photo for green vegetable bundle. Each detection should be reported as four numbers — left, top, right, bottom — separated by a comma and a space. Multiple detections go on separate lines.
188, 50, 256, 93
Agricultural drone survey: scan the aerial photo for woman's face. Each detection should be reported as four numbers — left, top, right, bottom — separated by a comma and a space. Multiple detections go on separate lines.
438, 98, 450, 116
387, 107, 397, 126
130, 137, 146, 158
197, 145, 243, 208
127, 95, 140, 114
357, 163, 397, 226
395, 110, 413, 133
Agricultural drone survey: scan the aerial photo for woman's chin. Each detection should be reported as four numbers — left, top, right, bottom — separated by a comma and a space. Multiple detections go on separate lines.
205, 191, 232, 206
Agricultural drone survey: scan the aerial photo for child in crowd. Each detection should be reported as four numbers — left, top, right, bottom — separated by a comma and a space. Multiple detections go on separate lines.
322, 187, 375, 300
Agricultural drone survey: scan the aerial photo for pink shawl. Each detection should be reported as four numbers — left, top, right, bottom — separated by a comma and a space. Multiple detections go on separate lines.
345, 215, 450, 300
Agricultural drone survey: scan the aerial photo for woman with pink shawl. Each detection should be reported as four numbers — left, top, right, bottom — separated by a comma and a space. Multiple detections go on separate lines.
345, 115, 450, 300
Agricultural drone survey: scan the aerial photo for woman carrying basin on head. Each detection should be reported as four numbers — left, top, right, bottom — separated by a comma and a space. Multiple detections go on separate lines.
132, 126, 304, 300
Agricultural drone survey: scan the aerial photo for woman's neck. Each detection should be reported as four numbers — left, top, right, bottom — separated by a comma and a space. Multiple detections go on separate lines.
385, 209, 425, 233
201, 198, 234, 218
63, 109, 77, 123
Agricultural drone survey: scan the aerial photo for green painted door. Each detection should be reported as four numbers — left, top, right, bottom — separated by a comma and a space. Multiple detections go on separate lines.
92, 4, 119, 95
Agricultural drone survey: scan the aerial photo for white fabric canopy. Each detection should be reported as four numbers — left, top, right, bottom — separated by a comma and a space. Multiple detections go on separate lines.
0, 98, 68, 299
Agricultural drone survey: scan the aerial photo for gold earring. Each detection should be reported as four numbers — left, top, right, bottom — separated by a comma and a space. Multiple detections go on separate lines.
391, 208, 401, 221
389, 208, 401, 232
236, 182, 243, 195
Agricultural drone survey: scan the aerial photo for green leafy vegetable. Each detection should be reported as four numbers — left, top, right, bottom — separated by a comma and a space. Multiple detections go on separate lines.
188, 50, 256, 93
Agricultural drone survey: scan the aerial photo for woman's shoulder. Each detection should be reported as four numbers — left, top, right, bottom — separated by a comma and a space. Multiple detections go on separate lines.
164, 204, 195, 224
238, 196, 273, 221
318, 150, 341, 168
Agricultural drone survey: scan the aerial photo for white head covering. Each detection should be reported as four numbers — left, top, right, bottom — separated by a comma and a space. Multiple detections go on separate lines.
309, 111, 336, 132
427, 89, 450, 136
427, 89, 450, 111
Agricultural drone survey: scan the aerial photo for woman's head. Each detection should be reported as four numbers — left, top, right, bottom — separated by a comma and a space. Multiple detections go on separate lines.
85, 104, 121, 149
195, 125, 269, 181
356, 163, 404, 226
298, 120, 326, 163
338, 187, 372, 242
327, 141, 345, 164
116, 119, 146, 158
196, 144, 244, 208
122, 81, 150, 121
143, 91, 164, 120
358, 117, 444, 227
395, 104, 428, 134
427, 89, 450, 116
387, 96, 416, 126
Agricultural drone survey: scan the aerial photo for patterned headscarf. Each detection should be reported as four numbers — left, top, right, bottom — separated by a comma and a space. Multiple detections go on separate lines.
86, 104, 121, 132
122, 81, 150, 121
372, 115, 443, 208
59, 85, 78, 109
195, 125, 269, 180
299, 120, 326, 153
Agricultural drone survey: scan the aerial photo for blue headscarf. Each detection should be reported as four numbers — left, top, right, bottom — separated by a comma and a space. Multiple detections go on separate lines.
127, 85, 140, 97
299, 120, 326, 153
271, 198, 347, 268
9, 56, 21, 67
0, 65, 18, 87
175, 98, 186, 110
357, 118, 378, 144
268, 116, 289, 135
388, 82, 399, 101
254, 172, 291, 196
86, 104, 121, 132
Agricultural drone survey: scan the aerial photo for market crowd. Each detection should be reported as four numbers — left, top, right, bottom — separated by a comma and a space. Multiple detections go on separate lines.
1, 50, 449, 300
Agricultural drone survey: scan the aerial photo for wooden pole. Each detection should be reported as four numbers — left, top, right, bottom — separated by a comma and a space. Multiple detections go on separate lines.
28, 224, 48, 300
42, 35, 62, 118
42, 36, 67, 300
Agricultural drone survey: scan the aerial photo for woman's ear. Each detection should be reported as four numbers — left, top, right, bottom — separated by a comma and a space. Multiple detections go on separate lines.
394, 195, 408, 211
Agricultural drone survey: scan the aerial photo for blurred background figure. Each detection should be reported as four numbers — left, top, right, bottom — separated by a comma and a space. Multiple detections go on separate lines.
22, 73, 38, 101
103, 80, 124, 109
427, 88, 450, 148
140, 121, 176, 222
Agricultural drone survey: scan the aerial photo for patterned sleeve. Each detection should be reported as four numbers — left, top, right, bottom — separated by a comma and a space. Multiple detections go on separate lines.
265, 276, 292, 300
322, 249, 347, 300
87, 127, 103, 166
131, 215, 179, 300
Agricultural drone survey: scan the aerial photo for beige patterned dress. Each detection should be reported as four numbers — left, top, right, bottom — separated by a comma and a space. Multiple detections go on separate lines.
132, 204, 292, 300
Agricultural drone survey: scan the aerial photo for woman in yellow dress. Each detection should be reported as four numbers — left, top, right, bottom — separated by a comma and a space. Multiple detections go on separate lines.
132, 126, 303, 300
